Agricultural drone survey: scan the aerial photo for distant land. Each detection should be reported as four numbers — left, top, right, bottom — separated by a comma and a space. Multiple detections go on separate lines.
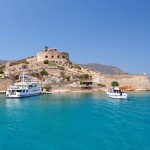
80, 63, 125, 74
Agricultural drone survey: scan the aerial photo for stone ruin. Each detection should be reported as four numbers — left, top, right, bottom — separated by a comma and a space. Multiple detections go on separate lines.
36, 47, 70, 64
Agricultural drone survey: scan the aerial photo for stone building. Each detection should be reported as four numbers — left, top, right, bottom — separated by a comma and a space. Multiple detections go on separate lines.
36, 47, 70, 64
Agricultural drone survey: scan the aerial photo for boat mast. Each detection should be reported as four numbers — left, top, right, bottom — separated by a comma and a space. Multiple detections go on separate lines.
23, 72, 25, 82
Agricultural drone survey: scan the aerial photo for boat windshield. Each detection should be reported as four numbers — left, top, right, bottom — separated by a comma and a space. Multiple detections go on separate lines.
113, 89, 122, 93
9, 90, 22, 92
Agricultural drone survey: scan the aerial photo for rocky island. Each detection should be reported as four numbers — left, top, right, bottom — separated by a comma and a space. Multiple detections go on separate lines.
0, 47, 150, 93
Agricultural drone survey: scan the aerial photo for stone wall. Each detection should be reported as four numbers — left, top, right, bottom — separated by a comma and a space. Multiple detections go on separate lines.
9, 59, 27, 66
36, 48, 70, 63
0, 78, 14, 92
93, 73, 150, 91
26, 56, 36, 62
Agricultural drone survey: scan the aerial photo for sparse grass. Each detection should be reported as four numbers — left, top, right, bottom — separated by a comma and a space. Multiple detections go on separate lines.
63, 75, 70, 81
72, 64, 81, 70
79, 74, 90, 79
48, 61, 57, 67
57, 66, 64, 70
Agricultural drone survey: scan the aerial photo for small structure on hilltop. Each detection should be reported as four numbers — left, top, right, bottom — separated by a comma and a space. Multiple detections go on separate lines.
36, 47, 70, 64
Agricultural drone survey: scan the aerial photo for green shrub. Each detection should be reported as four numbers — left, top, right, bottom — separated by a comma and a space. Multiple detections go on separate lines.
40, 69, 48, 76
98, 83, 106, 87
0, 71, 4, 74
48, 61, 57, 67
57, 66, 64, 70
24, 61, 29, 64
80, 81, 83, 84
43, 84, 51, 91
43, 60, 49, 64
79, 74, 90, 79
111, 81, 119, 87
73, 64, 81, 70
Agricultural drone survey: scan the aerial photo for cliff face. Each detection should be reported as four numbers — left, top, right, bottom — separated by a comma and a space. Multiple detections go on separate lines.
0, 60, 10, 66
93, 73, 150, 91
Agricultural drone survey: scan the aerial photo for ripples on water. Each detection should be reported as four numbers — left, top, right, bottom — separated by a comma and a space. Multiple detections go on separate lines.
0, 92, 150, 150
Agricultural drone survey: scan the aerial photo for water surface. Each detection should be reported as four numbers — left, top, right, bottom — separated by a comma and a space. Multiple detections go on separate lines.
0, 92, 150, 150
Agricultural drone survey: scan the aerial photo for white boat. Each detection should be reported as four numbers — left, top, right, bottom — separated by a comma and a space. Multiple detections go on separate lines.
6, 73, 41, 98
107, 87, 128, 99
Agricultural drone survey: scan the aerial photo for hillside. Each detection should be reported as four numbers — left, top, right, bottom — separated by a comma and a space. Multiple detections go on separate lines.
0, 60, 125, 75
80, 63, 125, 74
0, 60, 9, 66
0, 47, 149, 92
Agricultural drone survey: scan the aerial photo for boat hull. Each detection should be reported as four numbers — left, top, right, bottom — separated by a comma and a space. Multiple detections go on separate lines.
6, 92, 41, 98
107, 92, 128, 99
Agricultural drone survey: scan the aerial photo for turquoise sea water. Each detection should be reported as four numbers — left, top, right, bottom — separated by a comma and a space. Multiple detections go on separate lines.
0, 92, 150, 150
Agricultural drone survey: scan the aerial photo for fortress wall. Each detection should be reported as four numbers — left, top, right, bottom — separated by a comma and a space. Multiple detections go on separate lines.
99, 74, 150, 91
26, 56, 36, 62
36, 51, 70, 63
9, 59, 27, 66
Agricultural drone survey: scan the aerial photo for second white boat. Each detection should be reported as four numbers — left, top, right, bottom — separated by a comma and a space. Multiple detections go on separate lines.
107, 87, 128, 99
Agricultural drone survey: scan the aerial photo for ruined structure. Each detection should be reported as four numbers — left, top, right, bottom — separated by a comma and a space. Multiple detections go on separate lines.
0, 47, 71, 72
36, 47, 70, 64
93, 73, 150, 91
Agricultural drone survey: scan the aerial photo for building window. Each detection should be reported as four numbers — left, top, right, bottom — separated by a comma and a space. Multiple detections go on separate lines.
62, 56, 65, 59
57, 56, 60, 58
45, 56, 48, 58
51, 55, 54, 58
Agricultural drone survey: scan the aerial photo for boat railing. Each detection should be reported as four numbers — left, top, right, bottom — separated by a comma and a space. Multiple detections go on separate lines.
9, 85, 26, 89
9, 85, 18, 89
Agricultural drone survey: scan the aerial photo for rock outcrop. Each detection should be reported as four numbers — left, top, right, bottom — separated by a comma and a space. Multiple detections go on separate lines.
0, 60, 10, 66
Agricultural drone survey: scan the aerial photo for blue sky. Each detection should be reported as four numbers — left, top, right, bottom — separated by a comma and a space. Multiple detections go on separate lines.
0, 0, 150, 74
